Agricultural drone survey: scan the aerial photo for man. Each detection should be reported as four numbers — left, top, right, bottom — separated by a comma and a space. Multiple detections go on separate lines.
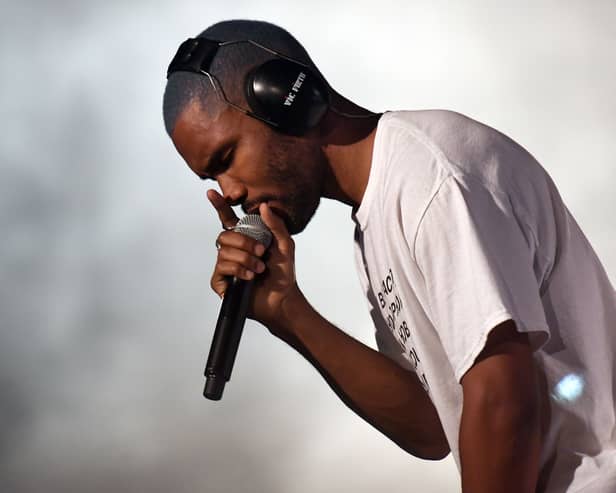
163, 19, 616, 492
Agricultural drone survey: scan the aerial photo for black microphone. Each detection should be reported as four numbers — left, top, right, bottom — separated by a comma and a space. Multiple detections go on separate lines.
204, 214, 272, 401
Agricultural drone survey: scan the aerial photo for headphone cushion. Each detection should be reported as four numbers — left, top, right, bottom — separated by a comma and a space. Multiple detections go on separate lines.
245, 58, 329, 133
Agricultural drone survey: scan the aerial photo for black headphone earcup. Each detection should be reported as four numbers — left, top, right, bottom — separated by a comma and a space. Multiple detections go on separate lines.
245, 58, 329, 134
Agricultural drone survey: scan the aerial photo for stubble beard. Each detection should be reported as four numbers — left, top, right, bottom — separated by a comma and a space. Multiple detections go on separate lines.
266, 137, 325, 235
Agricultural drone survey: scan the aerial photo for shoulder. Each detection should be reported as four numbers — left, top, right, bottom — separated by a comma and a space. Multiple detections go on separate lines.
380, 109, 486, 142
384, 109, 547, 196
372, 111, 455, 204
382, 109, 529, 166
373, 110, 483, 206
373, 110, 469, 180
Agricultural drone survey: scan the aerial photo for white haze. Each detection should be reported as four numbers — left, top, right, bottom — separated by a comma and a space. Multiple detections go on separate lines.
1, 1, 614, 492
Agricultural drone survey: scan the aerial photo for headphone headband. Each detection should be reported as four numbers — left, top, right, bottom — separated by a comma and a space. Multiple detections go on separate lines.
167, 38, 220, 78
167, 38, 311, 78
166, 37, 330, 134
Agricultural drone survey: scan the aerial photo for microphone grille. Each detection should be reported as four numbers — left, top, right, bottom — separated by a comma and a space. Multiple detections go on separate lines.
233, 214, 273, 249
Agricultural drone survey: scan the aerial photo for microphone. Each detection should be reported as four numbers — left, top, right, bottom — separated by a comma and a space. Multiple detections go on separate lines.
204, 214, 273, 401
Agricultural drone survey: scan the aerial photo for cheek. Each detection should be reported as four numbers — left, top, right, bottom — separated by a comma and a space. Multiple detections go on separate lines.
232, 139, 271, 185
260, 133, 323, 193
292, 141, 324, 186
262, 139, 294, 182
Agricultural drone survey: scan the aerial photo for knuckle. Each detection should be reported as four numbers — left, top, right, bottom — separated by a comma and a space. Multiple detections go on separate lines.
241, 236, 256, 251
240, 251, 253, 265
218, 231, 231, 243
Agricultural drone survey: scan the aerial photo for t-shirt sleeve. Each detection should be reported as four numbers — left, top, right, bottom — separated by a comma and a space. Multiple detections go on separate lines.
414, 175, 550, 382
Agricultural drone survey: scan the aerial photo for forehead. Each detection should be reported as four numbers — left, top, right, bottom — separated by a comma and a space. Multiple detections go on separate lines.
171, 99, 231, 167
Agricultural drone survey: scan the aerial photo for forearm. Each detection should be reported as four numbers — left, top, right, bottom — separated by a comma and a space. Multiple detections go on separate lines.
269, 288, 449, 460
207, 201, 446, 457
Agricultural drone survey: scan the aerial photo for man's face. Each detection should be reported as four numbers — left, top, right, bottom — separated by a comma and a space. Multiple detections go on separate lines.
171, 99, 326, 234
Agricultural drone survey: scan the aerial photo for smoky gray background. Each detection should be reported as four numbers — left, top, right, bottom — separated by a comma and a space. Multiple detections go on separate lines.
1, 1, 614, 492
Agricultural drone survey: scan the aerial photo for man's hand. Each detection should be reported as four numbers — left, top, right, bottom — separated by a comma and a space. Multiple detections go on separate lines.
206, 188, 450, 460
207, 189, 301, 331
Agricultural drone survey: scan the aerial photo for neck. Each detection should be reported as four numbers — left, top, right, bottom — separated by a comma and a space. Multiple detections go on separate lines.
320, 111, 381, 209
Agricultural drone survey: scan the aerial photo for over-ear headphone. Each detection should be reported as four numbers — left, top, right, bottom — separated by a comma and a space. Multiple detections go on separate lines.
167, 38, 330, 134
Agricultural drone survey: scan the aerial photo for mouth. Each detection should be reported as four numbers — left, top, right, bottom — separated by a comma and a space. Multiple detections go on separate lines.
244, 200, 293, 232
244, 197, 284, 217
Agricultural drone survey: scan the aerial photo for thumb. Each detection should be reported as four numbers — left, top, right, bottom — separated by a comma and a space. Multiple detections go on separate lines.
260, 203, 291, 245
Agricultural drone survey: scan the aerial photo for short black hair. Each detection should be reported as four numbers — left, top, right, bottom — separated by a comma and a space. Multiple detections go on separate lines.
162, 19, 325, 137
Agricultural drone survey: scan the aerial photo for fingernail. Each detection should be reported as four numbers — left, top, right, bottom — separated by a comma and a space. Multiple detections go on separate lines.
256, 261, 265, 273
255, 244, 265, 256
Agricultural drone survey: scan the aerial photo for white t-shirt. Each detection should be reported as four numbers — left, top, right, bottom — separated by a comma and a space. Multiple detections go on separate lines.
353, 110, 616, 492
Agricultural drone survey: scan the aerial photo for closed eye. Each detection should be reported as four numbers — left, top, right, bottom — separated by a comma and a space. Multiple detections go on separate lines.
198, 146, 235, 181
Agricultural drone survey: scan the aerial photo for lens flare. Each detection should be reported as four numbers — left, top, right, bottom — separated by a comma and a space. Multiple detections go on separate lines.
552, 373, 585, 404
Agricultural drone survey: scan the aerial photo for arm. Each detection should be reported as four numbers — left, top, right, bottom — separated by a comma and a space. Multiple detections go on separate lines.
274, 288, 449, 460
459, 320, 542, 493
209, 191, 449, 460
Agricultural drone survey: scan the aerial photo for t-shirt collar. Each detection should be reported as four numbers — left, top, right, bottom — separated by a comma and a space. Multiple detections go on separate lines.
352, 111, 391, 230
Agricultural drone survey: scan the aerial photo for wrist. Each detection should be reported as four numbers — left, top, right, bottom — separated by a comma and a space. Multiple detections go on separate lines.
267, 285, 312, 341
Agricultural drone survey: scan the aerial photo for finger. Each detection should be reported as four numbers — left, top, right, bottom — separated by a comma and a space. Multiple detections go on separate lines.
259, 202, 291, 245
217, 231, 266, 257
210, 275, 228, 299
207, 189, 238, 229
214, 260, 257, 282
211, 259, 257, 299
217, 246, 266, 274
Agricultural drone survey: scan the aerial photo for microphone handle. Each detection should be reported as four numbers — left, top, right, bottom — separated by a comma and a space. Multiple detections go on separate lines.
203, 277, 254, 400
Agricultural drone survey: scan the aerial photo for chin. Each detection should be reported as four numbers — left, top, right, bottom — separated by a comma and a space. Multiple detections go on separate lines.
268, 205, 301, 235
285, 203, 320, 236
287, 221, 307, 236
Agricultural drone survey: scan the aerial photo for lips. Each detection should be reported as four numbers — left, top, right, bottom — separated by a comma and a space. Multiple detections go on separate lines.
245, 200, 293, 231
245, 198, 285, 216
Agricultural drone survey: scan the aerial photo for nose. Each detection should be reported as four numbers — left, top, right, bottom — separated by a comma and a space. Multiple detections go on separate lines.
216, 174, 247, 206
